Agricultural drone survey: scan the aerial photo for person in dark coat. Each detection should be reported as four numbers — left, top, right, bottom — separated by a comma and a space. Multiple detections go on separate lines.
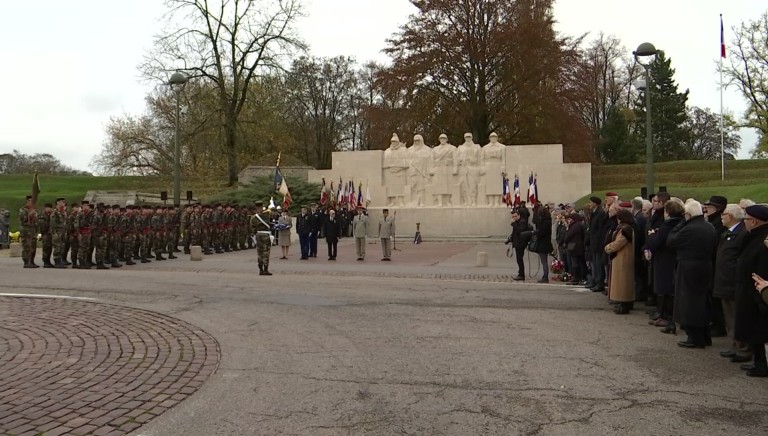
533, 206, 554, 283
632, 198, 648, 302
644, 192, 671, 309
733, 204, 768, 377
564, 212, 587, 285
323, 209, 341, 260
704, 195, 729, 338
586, 197, 607, 291
296, 205, 312, 260
667, 200, 719, 348
507, 210, 532, 280
713, 204, 749, 361
644, 199, 684, 331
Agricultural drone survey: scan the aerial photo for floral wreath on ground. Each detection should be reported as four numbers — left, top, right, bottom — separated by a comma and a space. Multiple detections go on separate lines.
550, 259, 570, 282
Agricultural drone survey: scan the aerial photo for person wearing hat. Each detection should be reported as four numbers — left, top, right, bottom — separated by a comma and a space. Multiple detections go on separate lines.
352, 205, 369, 261
733, 204, 768, 377
66, 202, 80, 267
704, 195, 728, 236
585, 196, 607, 291
37, 203, 54, 268
323, 208, 341, 260
296, 205, 312, 260
309, 203, 322, 257
250, 201, 273, 275
77, 201, 94, 269
379, 208, 396, 261
604, 192, 618, 211
276, 208, 292, 259
19, 195, 39, 268
50, 197, 68, 268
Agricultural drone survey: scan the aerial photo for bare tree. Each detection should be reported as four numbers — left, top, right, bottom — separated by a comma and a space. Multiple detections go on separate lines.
141, 0, 305, 185
723, 12, 768, 156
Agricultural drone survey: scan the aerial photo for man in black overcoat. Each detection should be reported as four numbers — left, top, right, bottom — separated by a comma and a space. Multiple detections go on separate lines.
733, 205, 768, 377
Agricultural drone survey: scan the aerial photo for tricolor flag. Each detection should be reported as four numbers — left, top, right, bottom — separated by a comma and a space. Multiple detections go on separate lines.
365, 183, 372, 206
513, 175, 521, 207
720, 14, 726, 58
341, 181, 348, 206
501, 173, 511, 206
274, 153, 292, 209
336, 178, 344, 204
533, 173, 539, 205
357, 182, 363, 207
348, 181, 357, 208
527, 172, 536, 205
329, 181, 335, 206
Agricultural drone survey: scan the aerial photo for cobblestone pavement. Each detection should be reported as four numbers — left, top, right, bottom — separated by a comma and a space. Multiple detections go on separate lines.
0, 297, 220, 436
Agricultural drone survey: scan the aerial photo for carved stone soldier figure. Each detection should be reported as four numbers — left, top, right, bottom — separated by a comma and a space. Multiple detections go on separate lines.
407, 134, 432, 207
382, 133, 409, 207
456, 132, 483, 206
430, 134, 457, 207
482, 132, 507, 206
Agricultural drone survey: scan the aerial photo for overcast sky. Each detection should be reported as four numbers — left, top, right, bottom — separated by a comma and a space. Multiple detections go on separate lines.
0, 0, 763, 171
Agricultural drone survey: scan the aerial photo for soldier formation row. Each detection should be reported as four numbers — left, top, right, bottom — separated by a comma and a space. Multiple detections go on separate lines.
18, 196, 270, 269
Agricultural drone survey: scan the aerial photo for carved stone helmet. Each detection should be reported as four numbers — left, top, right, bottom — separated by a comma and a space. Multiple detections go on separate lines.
438, 133, 448, 142
413, 134, 424, 145
391, 133, 400, 143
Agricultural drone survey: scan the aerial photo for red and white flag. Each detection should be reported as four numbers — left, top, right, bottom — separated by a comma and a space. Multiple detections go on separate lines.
720, 14, 726, 58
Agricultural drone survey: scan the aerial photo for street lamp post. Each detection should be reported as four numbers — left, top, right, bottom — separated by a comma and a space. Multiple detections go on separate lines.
168, 71, 188, 207
633, 42, 658, 199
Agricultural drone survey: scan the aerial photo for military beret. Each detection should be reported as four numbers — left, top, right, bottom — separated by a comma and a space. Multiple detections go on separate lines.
71, 202, 80, 207
55, 197, 66, 202
119, 207, 126, 212
589, 196, 601, 205
112, 204, 120, 209
605, 192, 617, 197
745, 205, 768, 222
619, 201, 632, 208
44, 203, 52, 208
82, 201, 90, 205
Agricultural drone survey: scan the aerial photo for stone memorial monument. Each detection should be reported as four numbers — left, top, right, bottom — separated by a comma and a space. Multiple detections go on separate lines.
307, 134, 591, 238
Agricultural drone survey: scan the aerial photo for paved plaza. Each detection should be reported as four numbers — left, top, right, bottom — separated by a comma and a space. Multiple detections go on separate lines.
1, 239, 767, 435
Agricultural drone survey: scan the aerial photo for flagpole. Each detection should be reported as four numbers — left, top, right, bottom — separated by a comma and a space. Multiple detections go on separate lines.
720, 14, 725, 181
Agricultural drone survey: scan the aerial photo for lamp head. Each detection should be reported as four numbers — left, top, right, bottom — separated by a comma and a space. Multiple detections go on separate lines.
633, 42, 658, 66
169, 71, 188, 91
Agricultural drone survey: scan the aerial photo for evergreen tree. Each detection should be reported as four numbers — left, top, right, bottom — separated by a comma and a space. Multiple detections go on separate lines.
633, 51, 689, 161
597, 106, 640, 164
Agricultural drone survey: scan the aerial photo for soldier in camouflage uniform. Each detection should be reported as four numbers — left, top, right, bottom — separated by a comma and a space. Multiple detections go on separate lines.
201, 205, 213, 254
120, 206, 137, 266
19, 195, 39, 268
223, 204, 234, 252
189, 204, 202, 248
38, 203, 54, 268
250, 201, 272, 276
181, 204, 191, 254
137, 206, 153, 263
107, 205, 123, 268
151, 205, 166, 261
67, 202, 81, 268
212, 204, 223, 253
50, 197, 68, 268
165, 207, 178, 259
77, 201, 93, 269
91, 203, 109, 269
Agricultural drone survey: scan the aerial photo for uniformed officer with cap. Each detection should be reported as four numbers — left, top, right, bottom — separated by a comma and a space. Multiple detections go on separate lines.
250, 201, 273, 275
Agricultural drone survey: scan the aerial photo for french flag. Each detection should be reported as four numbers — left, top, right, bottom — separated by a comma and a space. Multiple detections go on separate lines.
720, 14, 726, 58
513, 175, 521, 207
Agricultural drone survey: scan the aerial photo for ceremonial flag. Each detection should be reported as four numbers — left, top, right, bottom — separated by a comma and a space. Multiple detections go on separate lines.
533, 173, 539, 205
31, 172, 40, 207
320, 177, 328, 205
357, 182, 363, 206
340, 181, 348, 206
365, 182, 372, 206
502, 173, 512, 206
274, 152, 291, 209
720, 14, 726, 58
336, 178, 344, 204
527, 172, 535, 205
348, 181, 357, 208
513, 175, 521, 207
268, 197, 276, 209
328, 181, 335, 206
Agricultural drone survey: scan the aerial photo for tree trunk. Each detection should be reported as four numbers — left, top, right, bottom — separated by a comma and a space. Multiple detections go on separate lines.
225, 117, 238, 186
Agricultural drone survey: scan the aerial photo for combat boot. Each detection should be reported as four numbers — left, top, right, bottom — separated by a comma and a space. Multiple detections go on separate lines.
71, 259, 79, 269
183, 248, 191, 254
125, 258, 136, 266
54, 258, 67, 269
43, 257, 55, 268
168, 253, 177, 259
262, 268, 272, 276
79, 262, 93, 269
156, 253, 166, 261
96, 262, 109, 270
111, 259, 122, 268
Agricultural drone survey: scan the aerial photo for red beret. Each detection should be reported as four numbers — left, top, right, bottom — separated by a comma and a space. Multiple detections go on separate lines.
619, 201, 632, 208
606, 192, 618, 197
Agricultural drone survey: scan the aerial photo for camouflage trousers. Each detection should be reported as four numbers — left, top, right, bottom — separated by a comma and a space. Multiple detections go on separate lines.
123, 234, 135, 260
78, 233, 91, 265
52, 230, 66, 262
165, 231, 175, 253
154, 232, 165, 254
94, 234, 107, 263
257, 233, 270, 269
140, 233, 152, 259
42, 232, 53, 261
69, 233, 79, 264
109, 234, 122, 262
21, 228, 37, 264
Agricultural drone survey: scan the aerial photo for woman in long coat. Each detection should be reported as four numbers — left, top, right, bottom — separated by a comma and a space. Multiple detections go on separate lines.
605, 209, 635, 314
277, 209, 292, 259
644, 199, 684, 332
667, 200, 719, 348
